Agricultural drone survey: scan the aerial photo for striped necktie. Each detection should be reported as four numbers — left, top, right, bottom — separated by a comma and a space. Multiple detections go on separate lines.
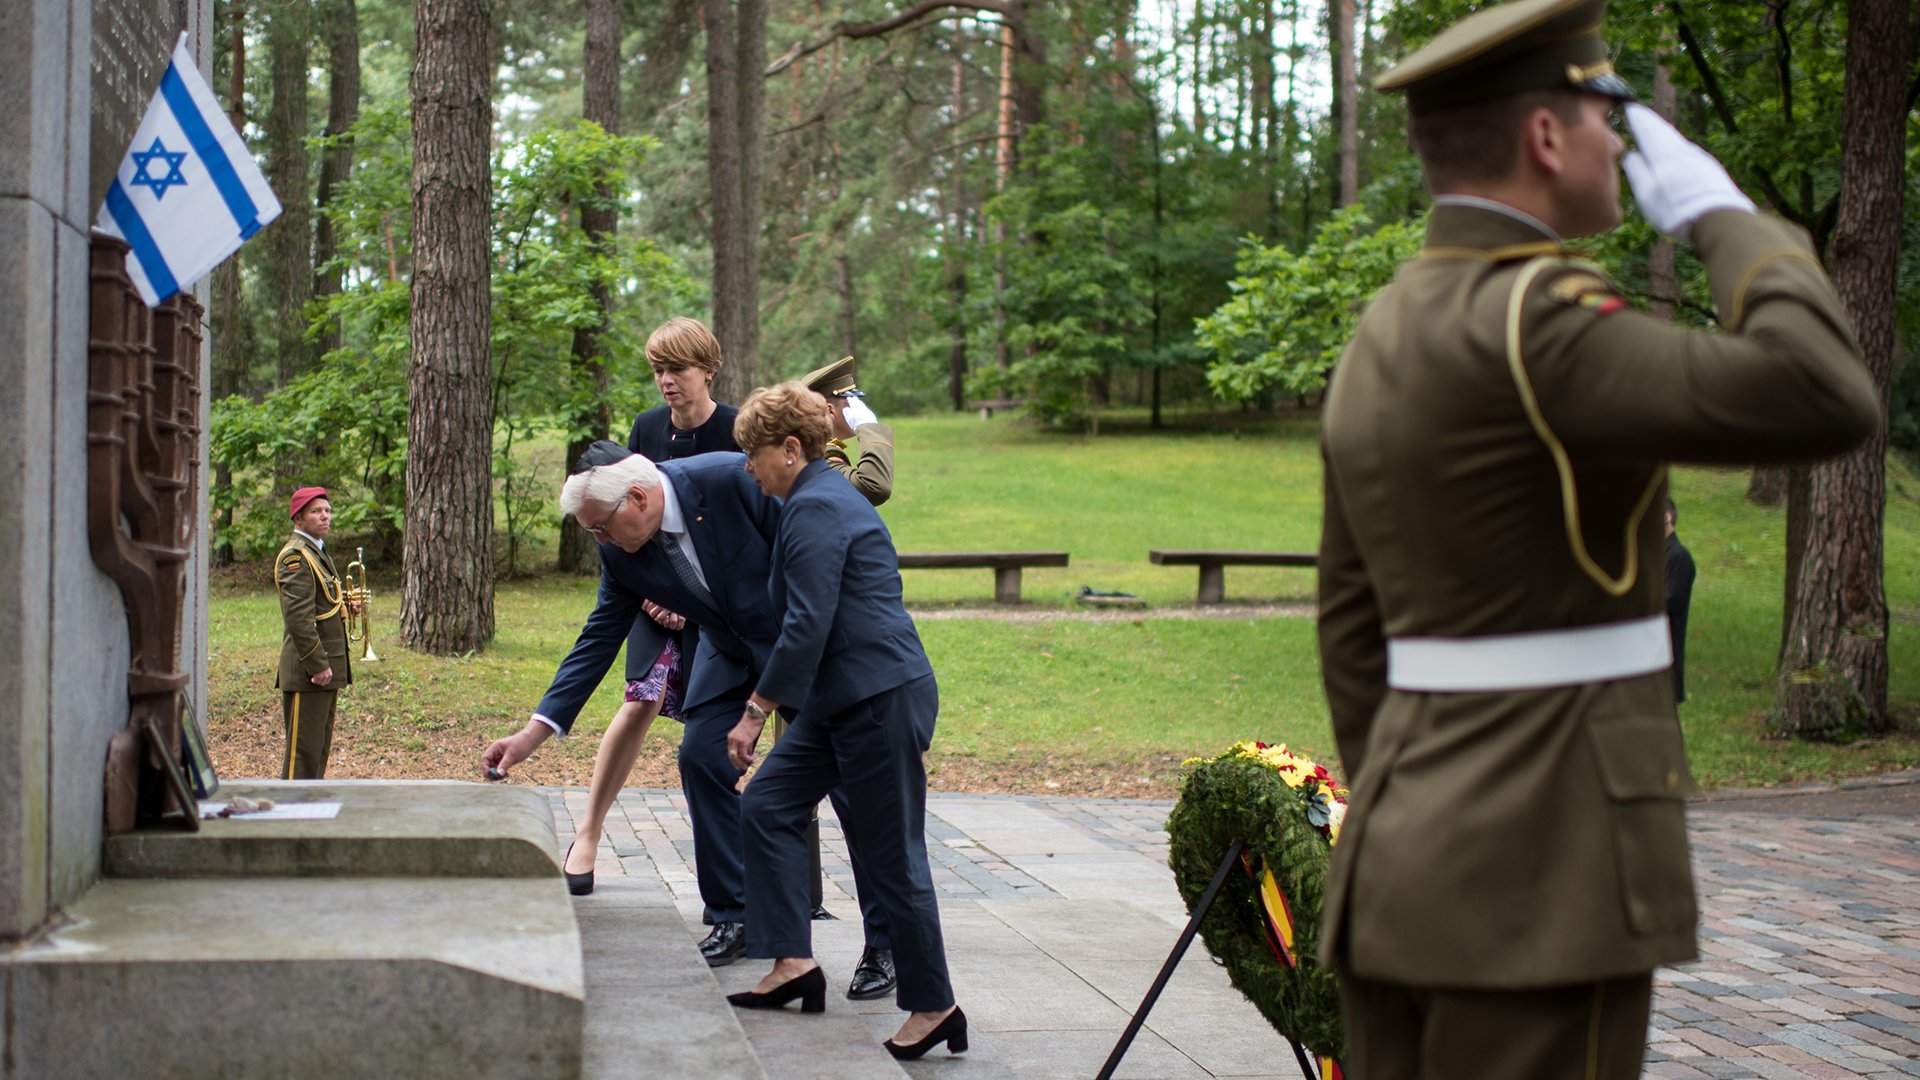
654, 532, 718, 613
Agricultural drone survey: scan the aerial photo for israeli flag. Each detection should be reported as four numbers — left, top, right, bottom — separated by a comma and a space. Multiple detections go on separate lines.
94, 32, 282, 308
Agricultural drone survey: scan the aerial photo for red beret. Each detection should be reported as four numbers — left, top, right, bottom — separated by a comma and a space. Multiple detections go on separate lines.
288, 486, 330, 519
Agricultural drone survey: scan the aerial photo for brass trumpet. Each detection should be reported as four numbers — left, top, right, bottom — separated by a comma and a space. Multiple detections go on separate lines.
343, 547, 381, 663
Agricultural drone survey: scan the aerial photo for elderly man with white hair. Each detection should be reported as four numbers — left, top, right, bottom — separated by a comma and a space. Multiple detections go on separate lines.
483, 443, 782, 967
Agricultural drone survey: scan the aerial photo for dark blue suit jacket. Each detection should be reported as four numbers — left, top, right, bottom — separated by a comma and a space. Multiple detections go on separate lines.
755, 459, 933, 719
536, 454, 782, 733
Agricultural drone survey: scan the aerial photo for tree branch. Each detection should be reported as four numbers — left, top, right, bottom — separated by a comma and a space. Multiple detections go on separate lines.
767, 0, 1009, 76
1670, 2, 1805, 228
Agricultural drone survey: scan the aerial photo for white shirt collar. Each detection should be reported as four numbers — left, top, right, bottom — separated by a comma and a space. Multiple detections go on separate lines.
1432, 194, 1562, 244
294, 528, 324, 551
656, 474, 686, 535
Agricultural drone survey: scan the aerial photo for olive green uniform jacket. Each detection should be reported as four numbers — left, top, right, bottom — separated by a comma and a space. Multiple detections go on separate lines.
1316, 203, 1878, 988
275, 532, 353, 691
825, 422, 894, 507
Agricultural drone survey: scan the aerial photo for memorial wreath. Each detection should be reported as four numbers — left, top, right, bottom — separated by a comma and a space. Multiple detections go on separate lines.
1167, 741, 1349, 1065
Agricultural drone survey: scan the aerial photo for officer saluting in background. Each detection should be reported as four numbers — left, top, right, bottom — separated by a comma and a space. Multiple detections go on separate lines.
275, 487, 358, 779
1314, 0, 1878, 1075
803, 355, 894, 506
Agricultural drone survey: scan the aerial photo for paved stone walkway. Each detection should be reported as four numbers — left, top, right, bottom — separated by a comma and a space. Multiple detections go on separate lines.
549, 776, 1920, 1078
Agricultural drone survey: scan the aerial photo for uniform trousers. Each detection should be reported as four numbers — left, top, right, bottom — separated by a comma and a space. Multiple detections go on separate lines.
830, 785, 888, 948
741, 675, 952, 1012
677, 696, 750, 924
281, 689, 338, 780
1337, 966, 1652, 1080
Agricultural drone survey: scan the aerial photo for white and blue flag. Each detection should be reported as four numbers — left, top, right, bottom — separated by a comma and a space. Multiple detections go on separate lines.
94, 32, 281, 308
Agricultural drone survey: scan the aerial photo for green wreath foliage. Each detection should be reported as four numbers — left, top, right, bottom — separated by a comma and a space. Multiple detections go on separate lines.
1167, 749, 1346, 1059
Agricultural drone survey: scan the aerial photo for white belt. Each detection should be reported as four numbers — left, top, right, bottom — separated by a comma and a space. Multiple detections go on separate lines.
1387, 614, 1672, 693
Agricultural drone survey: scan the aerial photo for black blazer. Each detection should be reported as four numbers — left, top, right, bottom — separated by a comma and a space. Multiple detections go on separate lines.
536, 454, 782, 732
623, 402, 740, 678
756, 459, 933, 719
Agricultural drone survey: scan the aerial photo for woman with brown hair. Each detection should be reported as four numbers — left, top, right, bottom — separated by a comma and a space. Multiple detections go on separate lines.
720, 382, 965, 1061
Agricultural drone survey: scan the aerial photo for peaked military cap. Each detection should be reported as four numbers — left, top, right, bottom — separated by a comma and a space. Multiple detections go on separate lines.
1376, 0, 1634, 116
802, 355, 860, 397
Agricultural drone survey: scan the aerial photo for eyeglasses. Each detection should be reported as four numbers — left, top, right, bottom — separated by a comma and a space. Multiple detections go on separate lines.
582, 493, 628, 539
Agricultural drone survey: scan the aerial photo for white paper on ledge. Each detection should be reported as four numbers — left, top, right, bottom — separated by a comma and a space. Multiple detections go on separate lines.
198, 801, 344, 821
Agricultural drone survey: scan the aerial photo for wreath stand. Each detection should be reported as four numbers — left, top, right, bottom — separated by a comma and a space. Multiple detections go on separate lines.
1095, 839, 1329, 1080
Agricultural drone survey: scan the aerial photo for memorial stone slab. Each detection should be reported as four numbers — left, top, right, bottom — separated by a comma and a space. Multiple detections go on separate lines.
0, 199, 55, 937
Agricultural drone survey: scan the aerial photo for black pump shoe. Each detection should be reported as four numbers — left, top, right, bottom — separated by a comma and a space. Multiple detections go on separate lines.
563, 841, 594, 896
884, 1006, 967, 1060
846, 947, 896, 1000
726, 966, 827, 1013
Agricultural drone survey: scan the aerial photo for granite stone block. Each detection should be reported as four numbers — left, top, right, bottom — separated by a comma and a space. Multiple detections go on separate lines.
0, 198, 56, 939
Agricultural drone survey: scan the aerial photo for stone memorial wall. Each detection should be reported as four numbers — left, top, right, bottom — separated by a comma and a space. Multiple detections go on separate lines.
0, 0, 212, 941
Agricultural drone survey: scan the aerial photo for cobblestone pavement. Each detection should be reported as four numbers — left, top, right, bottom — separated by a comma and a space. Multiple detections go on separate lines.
549, 775, 1920, 1077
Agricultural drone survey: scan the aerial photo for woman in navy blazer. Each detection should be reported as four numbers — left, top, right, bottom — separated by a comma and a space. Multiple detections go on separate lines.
721, 383, 966, 1062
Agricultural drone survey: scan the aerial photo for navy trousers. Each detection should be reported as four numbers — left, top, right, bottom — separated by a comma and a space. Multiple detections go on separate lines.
742, 675, 952, 1013
678, 696, 749, 924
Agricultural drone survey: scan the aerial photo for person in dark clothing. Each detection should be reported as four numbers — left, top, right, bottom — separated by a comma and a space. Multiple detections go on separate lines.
1665, 499, 1696, 704
555, 318, 752, 969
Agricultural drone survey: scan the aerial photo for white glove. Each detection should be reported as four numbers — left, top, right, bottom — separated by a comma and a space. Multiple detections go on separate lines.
840, 396, 879, 429
1620, 102, 1755, 243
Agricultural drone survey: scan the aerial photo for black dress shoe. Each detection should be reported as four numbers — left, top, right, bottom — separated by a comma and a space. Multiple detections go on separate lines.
563, 841, 594, 896
884, 1006, 967, 1060
846, 947, 896, 1000
698, 921, 748, 967
726, 966, 827, 1013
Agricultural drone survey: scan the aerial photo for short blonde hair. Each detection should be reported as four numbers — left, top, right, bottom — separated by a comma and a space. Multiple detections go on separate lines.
734, 382, 833, 460
559, 453, 661, 519
645, 317, 724, 374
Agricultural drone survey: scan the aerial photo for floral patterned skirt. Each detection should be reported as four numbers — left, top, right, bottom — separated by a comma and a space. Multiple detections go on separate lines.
623, 638, 684, 720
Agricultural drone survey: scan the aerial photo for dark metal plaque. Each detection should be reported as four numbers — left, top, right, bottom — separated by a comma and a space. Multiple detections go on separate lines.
90, 0, 188, 214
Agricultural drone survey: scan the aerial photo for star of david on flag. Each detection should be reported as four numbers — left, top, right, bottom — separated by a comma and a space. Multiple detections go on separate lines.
94, 33, 281, 308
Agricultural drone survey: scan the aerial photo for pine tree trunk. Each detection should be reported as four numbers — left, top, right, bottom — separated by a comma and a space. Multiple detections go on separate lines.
265, 0, 312, 388
559, 0, 621, 575
704, 0, 766, 403
1334, 0, 1357, 207
312, 0, 359, 358
211, 0, 251, 566
1748, 466, 1788, 506
404, 0, 496, 655
1773, 0, 1906, 737
992, 22, 1015, 370
947, 47, 968, 411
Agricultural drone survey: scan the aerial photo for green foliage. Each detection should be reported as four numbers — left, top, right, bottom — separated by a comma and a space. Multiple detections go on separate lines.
211, 108, 688, 561
1166, 749, 1345, 1058
1199, 208, 1424, 402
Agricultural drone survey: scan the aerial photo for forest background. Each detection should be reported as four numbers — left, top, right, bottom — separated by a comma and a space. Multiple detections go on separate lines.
206, 0, 1920, 749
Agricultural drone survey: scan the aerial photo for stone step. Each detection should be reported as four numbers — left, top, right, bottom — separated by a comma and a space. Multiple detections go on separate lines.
7, 876, 584, 1079
106, 780, 559, 879
576, 877, 764, 1080
700, 902, 917, 1080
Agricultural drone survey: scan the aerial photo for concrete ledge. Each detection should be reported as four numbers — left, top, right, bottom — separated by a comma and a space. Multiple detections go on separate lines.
105, 780, 562, 879
8, 877, 584, 1079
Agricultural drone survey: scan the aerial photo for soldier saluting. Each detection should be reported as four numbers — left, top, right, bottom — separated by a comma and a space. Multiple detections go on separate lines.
1314, 0, 1878, 1075
275, 486, 359, 779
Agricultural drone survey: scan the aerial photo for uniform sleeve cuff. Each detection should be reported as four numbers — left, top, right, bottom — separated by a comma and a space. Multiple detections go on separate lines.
532, 714, 565, 738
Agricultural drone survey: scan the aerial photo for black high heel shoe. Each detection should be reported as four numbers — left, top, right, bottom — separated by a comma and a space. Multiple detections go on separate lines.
726, 966, 827, 1013
884, 1006, 968, 1060
563, 840, 594, 896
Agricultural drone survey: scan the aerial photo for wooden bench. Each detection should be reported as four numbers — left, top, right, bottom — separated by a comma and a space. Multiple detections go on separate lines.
897, 551, 1069, 604
966, 398, 1023, 420
1148, 549, 1317, 604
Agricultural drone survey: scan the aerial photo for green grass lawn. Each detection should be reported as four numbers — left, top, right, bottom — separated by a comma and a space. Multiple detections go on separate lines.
208, 408, 1920, 794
